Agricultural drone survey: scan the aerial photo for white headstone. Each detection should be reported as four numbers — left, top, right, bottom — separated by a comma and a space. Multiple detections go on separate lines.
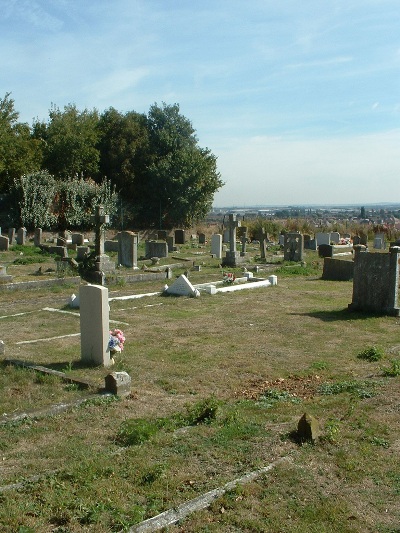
0, 340, 4, 355
211, 234, 222, 259
79, 284, 111, 366
268, 275, 278, 286
165, 274, 200, 297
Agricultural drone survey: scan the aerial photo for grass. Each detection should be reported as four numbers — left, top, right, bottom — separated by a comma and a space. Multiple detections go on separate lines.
0, 242, 399, 531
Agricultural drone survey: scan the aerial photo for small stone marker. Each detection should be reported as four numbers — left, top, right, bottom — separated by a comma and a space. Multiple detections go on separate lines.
165, 274, 200, 297
105, 371, 131, 397
0, 340, 5, 356
297, 413, 320, 443
80, 284, 111, 366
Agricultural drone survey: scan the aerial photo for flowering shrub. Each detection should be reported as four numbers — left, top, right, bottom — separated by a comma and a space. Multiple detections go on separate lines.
223, 272, 236, 284
108, 329, 125, 353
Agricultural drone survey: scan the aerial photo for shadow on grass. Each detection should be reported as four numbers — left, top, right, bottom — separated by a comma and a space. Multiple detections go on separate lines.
290, 308, 388, 322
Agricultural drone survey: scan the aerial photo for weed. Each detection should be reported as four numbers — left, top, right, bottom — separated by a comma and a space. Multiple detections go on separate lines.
323, 418, 341, 443
258, 388, 301, 408
357, 346, 384, 362
370, 437, 390, 448
382, 359, 400, 377
139, 463, 167, 485
184, 396, 219, 425
310, 360, 328, 370
115, 418, 163, 446
318, 380, 375, 398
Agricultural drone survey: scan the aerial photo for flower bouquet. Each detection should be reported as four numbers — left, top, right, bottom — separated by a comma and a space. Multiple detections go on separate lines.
223, 272, 236, 284
108, 329, 125, 354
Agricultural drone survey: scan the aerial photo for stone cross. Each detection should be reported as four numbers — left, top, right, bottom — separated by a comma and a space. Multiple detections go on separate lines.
91, 205, 110, 257
227, 214, 240, 253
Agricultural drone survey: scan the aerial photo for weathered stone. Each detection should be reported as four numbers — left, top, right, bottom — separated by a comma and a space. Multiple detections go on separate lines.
105, 371, 132, 397
297, 413, 320, 443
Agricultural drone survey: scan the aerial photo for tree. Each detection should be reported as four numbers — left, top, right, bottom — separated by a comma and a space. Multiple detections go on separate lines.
134, 102, 223, 228
0, 93, 42, 192
34, 104, 100, 179
97, 107, 149, 197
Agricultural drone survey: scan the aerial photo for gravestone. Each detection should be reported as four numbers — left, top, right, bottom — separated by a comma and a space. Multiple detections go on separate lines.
174, 229, 186, 245
166, 235, 175, 253
240, 228, 248, 257
8, 228, 15, 245
318, 244, 334, 258
348, 246, 400, 315
360, 235, 368, 246
330, 232, 340, 244
165, 274, 200, 297
16, 227, 26, 245
0, 236, 9, 251
145, 240, 168, 259
373, 233, 386, 250
211, 234, 222, 259
303, 234, 311, 249
0, 265, 13, 283
104, 240, 119, 252
278, 234, 285, 246
322, 258, 354, 281
90, 205, 115, 283
72, 233, 84, 246
80, 284, 111, 366
316, 232, 330, 246
34, 228, 42, 247
352, 235, 361, 245
105, 371, 131, 396
284, 232, 304, 261
222, 214, 243, 267
118, 231, 138, 268
77, 246, 90, 260
198, 233, 206, 245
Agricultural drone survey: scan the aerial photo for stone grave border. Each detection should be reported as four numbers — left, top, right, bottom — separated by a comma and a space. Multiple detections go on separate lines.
0, 276, 81, 291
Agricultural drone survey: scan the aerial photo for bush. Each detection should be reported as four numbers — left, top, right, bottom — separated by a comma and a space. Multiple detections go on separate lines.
357, 346, 384, 362
382, 359, 400, 377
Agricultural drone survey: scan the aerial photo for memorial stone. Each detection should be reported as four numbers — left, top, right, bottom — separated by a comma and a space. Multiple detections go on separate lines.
34, 228, 42, 247
174, 229, 186, 245
16, 227, 26, 245
80, 284, 111, 366
118, 231, 138, 268
145, 240, 168, 259
222, 214, 243, 267
211, 234, 222, 259
72, 233, 84, 246
166, 235, 175, 253
330, 232, 340, 244
198, 233, 206, 244
8, 228, 15, 245
284, 232, 304, 261
0, 236, 9, 251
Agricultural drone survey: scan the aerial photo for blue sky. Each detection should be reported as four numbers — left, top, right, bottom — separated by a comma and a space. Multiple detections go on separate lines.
1, 0, 399, 206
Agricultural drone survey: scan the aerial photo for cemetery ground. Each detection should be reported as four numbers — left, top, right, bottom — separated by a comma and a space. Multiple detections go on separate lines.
0, 243, 399, 532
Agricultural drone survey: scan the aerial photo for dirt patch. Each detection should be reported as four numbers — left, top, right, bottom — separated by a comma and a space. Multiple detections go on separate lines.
236, 374, 323, 400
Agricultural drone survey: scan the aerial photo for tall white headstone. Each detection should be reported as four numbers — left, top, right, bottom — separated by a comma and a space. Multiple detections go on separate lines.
211, 234, 222, 259
80, 284, 111, 366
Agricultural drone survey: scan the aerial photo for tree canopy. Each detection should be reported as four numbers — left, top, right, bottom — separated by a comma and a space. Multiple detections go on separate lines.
1, 95, 224, 229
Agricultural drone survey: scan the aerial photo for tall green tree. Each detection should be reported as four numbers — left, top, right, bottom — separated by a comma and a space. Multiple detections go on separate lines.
0, 93, 42, 192
135, 102, 223, 228
33, 104, 100, 179
97, 107, 149, 196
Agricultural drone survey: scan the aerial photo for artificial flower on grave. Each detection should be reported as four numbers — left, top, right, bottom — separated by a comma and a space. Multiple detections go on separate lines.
108, 329, 126, 353
223, 271, 236, 284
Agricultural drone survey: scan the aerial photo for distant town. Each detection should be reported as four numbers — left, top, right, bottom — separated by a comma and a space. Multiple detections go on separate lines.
210, 203, 400, 228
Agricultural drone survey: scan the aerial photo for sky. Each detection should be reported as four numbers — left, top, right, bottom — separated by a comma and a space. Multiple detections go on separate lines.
1, 0, 399, 207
